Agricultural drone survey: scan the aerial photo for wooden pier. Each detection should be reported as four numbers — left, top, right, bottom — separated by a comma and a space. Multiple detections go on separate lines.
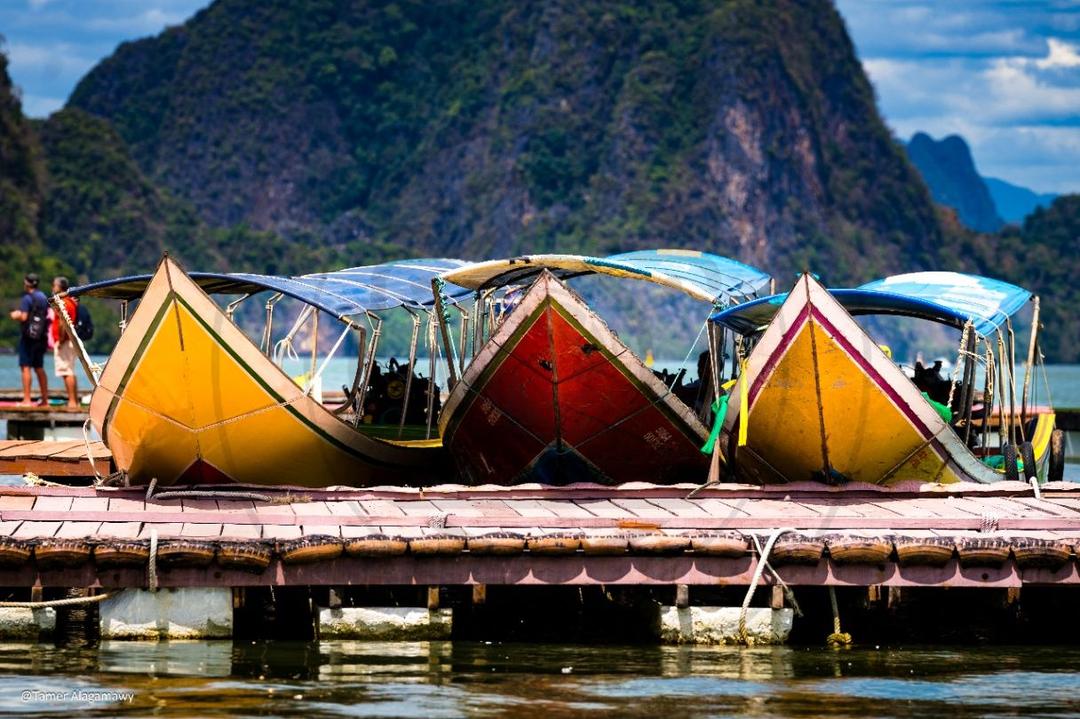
0, 476, 1077, 591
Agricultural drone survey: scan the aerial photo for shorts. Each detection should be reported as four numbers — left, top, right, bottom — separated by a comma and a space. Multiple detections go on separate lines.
18, 338, 46, 369
54, 340, 77, 377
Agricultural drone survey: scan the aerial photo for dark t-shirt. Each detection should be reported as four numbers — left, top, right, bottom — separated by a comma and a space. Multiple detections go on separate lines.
19, 290, 48, 343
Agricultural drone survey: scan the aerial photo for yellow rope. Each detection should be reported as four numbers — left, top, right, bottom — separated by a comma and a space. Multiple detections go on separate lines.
738, 358, 749, 447
825, 586, 852, 648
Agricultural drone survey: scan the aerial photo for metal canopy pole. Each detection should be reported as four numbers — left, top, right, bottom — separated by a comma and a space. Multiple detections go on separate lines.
1021, 297, 1040, 428
398, 309, 422, 439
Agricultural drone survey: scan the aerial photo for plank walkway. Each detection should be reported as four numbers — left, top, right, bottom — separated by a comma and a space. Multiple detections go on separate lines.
0, 440, 111, 476
0, 481, 1077, 590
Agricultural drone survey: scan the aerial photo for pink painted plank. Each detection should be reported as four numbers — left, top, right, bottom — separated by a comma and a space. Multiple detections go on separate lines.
736, 498, 824, 517
572, 500, 627, 519
358, 500, 406, 516
216, 499, 258, 515
396, 500, 443, 517
1011, 498, 1080, 518
220, 523, 261, 539
54, 521, 101, 538
95, 522, 141, 539
429, 500, 486, 517
12, 521, 60, 539
0, 496, 34, 510
301, 524, 342, 537
645, 498, 713, 518
261, 524, 302, 540
341, 525, 385, 539
70, 497, 109, 512
137, 523, 182, 539
466, 499, 519, 518
533, 500, 595, 519
610, 499, 678, 518
31, 496, 72, 512
108, 497, 144, 512
501, 499, 559, 517
694, 498, 751, 517
290, 501, 336, 517
326, 501, 366, 518
0, 520, 22, 536
180, 499, 220, 513
180, 523, 223, 538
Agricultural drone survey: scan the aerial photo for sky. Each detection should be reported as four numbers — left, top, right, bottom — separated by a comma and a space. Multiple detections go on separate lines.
1, 0, 1078, 194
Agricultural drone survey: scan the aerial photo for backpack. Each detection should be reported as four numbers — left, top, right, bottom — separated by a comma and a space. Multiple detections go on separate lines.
74, 302, 94, 341
23, 292, 48, 342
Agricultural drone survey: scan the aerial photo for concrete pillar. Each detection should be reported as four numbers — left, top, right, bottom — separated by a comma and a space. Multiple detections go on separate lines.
0, 607, 55, 640
316, 606, 452, 640
99, 588, 232, 640
658, 606, 794, 645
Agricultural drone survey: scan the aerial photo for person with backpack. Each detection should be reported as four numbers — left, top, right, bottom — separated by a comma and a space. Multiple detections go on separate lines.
51, 276, 80, 408
8, 273, 49, 406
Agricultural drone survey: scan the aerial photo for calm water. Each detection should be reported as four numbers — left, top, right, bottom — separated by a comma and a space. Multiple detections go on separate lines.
0, 641, 1077, 718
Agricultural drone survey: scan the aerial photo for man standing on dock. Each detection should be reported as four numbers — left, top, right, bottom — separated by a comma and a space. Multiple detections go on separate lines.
8, 273, 49, 406
51, 277, 79, 408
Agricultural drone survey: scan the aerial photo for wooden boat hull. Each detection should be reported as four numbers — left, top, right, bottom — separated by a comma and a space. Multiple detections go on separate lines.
90, 257, 442, 487
720, 275, 1053, 485
440, 273, 708, 485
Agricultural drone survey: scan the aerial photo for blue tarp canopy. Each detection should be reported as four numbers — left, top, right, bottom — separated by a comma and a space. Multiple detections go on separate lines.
710, 271, 1033, 336
441, 249, 772, 305
67, 258, 473, 317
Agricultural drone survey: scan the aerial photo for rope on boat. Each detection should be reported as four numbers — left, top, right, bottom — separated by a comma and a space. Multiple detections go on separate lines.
82, 417, 128, 487
825, 586, 852, 648
737, 526, 796, 645
979, 512, 1000, 533
946, 321, 972, 411
144, 476, 271, 503
0, 593, 116, 609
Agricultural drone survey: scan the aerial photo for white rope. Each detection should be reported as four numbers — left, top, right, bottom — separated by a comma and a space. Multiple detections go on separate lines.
82, 417, 103, 482
979, 513, 1000, 533
1030, 477, 1042, 499
148, 528, 158, 592
738, 527, 796, 644
0, 593, 116, 609
946, 321, 972, 410
749, 532, 803, 617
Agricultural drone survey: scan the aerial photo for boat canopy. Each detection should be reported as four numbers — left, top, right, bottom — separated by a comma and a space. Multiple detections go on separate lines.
66, 258, 473, 318
440, 249, 771, 305
710, 271, 1032, 336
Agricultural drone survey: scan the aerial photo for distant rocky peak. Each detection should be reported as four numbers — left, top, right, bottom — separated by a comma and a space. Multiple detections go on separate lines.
905, 132, 1003, 233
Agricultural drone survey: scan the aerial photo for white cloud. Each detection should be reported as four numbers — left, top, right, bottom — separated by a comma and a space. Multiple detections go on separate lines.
1035, 38, 1080, 69
26, 0, 55, 9
842, 1, 1080, 192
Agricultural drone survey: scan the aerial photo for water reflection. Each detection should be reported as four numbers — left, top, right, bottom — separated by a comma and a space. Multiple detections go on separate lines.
0, 641, 1076, 717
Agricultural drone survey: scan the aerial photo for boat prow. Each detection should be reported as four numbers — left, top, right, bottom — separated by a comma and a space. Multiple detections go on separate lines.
720, 274, 1018, 485
90, 256, 442, 487
439, 271, 709, 484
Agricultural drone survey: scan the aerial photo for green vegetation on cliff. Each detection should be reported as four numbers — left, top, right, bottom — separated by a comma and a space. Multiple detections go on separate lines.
1, 2, 1076, 361
70, 0, 940, 282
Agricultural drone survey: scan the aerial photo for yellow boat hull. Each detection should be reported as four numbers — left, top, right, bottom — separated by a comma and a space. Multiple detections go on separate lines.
89, 257, 442, 487
720, 275, 1052, 485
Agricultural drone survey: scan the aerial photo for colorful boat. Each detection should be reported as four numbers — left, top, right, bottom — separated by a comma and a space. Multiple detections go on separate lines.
434, 250, 772, 484
709, 272, 1061, 485
60, 255, 472, 487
